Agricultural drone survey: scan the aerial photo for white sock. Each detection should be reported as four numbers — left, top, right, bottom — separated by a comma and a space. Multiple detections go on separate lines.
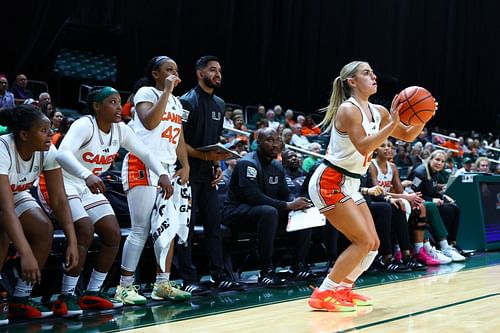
120, 275, 135, 288
414, 242, 424, 252
424, 241, 433, 252
155, 273, 170, 284
339, 281, 353, 289
439, 239, 450, 250
87, 269, 107, 292
393, 244, 401, 253
319, 276, 340, 291
61, 274, 80, 295
13, 279, 33, 298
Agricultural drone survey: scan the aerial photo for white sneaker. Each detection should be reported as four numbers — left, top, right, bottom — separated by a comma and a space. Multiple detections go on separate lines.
151, 280, 191, 301
425, 247, 452, 264
114, 285, 147, 305
442, 246, 466, 262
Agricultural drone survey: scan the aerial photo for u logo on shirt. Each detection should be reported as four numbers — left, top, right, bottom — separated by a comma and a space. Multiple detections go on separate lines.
269, 176, 279, 184
212, 111, 221, 121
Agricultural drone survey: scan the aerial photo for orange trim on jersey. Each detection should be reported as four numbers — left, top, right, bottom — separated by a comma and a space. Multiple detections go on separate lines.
38, 174, 51, 205
318, 167, 347, 208
126, 154, 151, 189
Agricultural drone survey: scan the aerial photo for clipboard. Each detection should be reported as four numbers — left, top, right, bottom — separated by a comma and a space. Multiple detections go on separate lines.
286, 206, 326, 232
197, 143, 242, 160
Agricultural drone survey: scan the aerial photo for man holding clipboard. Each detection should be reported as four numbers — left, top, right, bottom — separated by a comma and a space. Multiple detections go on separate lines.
178, 55, 245, 295
222, 128, 319, 288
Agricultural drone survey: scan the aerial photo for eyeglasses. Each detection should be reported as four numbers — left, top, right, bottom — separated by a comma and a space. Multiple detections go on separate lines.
0, 82, 7, 85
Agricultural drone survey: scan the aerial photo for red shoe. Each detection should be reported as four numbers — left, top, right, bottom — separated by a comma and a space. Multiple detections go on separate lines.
414, 247, 440, 266
308, 288, 355, 312
335, 288, 373, 306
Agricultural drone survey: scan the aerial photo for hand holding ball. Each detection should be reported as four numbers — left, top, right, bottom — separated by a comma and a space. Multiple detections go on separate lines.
397, 86, 436, 125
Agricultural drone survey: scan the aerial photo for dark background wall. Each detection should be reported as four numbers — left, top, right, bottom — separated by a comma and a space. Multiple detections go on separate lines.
2, 0, 499, 131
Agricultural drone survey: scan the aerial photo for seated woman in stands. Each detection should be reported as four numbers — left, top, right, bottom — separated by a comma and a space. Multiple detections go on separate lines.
407, 150, 466, 262
0, 105, 78, 321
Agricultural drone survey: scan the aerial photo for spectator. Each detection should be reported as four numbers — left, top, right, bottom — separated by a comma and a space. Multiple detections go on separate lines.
179, 55, 245, 294
407, 150, 465, 262
281, 149, 305, 198
232, 110, 248, 131
223, 106, 234, 128
301, 115, 321, 136
454, 157, 474, 176
221, 128, 316, 288
274, 104, 285, 124
0, 75, 14, 109
266, 109, 280, 130
38, 92, 51, 105
290, 124, 311, 149
281, 128, 293, 146
250, 104, 266, 126
441, 133, 463, 158
393, 141, 412, 168
475, 157, 491, 173
302, 142, 322, 173
40, 100, 55, 116
48, 107, 64, 132
284, 109, 296, 128
9, 74, 33, 104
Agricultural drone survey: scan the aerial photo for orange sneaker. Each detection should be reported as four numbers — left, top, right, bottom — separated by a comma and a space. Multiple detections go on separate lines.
308, 288, 355, 312
335, 288, 373, 306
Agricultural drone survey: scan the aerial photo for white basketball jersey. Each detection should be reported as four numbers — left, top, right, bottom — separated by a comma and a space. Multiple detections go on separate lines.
325, 97, 381, 175
130, 87, 184, 165
371, 160, 393, 192
62, 116, 122, 187
0, 134, 59, 194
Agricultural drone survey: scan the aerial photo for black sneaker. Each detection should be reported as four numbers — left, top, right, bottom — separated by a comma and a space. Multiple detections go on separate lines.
402, 256, 427, 271
181, 282, 211, 296
258, 269, 287, 289
287, 264, 321, 281
375, 257, 412, 273
210, 276, 246, 291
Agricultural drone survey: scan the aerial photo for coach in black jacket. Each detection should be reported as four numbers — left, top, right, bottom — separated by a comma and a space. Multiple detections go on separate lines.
222, 128, 316, 288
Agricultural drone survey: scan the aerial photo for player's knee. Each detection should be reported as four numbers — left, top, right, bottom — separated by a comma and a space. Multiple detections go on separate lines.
75, 219, 95, 247
127, 230, 149, 247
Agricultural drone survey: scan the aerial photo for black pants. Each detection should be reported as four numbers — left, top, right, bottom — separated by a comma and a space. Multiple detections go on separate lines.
438, 203, 460, 243
369, 202, 392, 256
222, 203, 311, 271
176, 181, 224, 284
390, 205, 411, 252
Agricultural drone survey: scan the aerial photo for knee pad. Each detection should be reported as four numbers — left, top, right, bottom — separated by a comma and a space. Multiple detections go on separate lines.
410, 216, 428, 230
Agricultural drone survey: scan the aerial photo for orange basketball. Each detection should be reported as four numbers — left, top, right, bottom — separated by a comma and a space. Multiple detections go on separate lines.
397, 86, 436, 125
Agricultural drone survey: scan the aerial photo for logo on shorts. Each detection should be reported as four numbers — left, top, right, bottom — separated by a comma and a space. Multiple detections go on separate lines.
246, 166, 257, 179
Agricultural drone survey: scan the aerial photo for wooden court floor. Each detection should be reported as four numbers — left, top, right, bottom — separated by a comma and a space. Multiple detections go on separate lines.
3, 252, 500, 332
132, 265, 500, 333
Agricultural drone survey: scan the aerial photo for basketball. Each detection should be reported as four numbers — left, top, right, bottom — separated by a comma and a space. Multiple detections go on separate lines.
397, 86, 436, 125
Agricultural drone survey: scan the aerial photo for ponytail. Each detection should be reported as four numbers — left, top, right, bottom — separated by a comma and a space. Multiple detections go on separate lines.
318, 61, 368, 133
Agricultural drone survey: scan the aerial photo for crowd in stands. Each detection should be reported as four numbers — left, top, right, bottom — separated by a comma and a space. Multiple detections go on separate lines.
0, 67, 499, 326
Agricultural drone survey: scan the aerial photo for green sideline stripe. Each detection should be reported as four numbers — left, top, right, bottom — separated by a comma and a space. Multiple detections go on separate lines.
342, 292, 500, 332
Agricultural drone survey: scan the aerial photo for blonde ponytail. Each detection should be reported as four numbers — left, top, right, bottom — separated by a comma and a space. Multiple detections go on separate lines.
318, 61, 368, 133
